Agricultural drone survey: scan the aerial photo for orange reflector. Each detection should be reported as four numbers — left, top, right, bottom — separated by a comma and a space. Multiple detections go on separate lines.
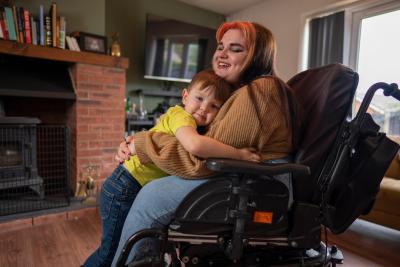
253, 211, 273, 224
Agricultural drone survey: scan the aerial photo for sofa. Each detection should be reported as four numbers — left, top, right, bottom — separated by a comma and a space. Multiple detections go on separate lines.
361, 136, 400, 231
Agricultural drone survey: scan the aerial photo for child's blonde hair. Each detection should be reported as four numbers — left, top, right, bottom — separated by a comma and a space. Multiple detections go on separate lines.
187, 69, 232, 104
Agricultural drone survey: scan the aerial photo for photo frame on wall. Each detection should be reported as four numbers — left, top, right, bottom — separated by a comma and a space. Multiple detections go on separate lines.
72, 32, 108, 54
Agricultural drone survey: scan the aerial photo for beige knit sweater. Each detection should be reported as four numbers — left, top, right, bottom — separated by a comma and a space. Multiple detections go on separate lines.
134, 77, 293, 178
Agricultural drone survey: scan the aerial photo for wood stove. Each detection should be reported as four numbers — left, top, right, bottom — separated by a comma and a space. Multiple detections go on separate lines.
0, 116, 71, 216
0, 117, 44, 198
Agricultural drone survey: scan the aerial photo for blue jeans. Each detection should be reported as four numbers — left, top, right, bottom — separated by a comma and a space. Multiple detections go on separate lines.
83, 165, 142, 267
111, 159, 292, 267
111, 176, 207, 266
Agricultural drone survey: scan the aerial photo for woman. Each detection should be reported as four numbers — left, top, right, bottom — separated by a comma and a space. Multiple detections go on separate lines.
112, 21, 299, 266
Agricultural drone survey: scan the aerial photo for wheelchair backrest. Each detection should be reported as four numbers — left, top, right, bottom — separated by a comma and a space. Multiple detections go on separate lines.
288, 64, 399, 234
287, 64, 358, 202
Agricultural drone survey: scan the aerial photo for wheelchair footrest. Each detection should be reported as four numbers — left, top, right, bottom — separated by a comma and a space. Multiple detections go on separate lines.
330, 245, 344, 264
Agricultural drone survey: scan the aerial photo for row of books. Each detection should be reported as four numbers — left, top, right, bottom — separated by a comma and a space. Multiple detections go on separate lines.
0, 2, 68, 49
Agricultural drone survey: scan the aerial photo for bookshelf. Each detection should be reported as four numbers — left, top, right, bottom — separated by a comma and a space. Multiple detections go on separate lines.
0, 39, 129, 69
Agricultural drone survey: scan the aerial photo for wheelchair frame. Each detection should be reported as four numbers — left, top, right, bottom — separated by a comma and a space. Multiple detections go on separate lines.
115, 66, 400, 267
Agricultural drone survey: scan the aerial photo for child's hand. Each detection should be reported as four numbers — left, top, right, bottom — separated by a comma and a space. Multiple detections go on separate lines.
238, 147, 261, 162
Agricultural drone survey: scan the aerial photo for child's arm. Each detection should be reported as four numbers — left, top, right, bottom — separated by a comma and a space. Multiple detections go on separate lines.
175, 126, 261, 162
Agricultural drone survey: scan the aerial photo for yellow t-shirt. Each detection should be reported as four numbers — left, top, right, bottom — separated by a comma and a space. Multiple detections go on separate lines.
124, 105, 196, 186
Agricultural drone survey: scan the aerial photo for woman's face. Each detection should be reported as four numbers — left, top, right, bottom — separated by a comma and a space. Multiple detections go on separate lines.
212, 29, 248, 85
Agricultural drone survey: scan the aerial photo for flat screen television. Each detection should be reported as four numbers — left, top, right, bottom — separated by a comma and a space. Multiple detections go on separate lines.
144, 14, 217, 83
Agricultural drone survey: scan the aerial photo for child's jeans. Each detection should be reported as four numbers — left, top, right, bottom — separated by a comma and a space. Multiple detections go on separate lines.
83, 164, 141, 267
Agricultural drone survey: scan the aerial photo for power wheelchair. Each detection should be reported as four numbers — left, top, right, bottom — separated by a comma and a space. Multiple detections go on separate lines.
116, 64, 400, 267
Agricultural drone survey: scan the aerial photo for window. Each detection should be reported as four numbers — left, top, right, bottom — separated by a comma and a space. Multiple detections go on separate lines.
355, 9, 400, 135
168, 43, 184, 78
303, 0, 400, 137
151, 37, 202, 80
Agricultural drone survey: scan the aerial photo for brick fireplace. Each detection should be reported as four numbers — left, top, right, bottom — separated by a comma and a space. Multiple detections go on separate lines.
68, 63, 126, 191
1, 49, 128, 198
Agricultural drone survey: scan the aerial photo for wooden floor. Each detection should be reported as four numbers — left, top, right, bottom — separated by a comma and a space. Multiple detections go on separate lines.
0, 209, 399, 267
0, 209, 101, 267
326, 219, 400, 267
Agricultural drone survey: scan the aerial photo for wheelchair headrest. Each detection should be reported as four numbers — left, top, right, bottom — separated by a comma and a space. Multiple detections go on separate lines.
287, 64, 358, 202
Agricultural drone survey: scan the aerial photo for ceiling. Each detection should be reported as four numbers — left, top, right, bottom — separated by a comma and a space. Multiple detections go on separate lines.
179, 0, 266, 15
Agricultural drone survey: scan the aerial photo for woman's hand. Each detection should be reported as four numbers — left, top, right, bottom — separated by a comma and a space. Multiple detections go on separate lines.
238, 147, 261, 162
115, 136, 134, 163
128, 141, 136, 155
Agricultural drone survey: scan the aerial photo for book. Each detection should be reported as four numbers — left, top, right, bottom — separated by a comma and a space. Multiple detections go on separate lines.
0, 15, 3, 39
65, 36, 74, 50
4, 7, 17, 41
39, 5, 44, 46
56, 16, 60, 48
45, 15, 52, 46
12, 6, 20, 42
59, 16, 66, 49
65, 36, 80, 52
49, 2, 57, 47
0, 10, 6, 39
71, 36, 80, 51
23, 9, 31, 44
0, 8, 9, 40
18, 7, 25, 43
31, 16, 37, 45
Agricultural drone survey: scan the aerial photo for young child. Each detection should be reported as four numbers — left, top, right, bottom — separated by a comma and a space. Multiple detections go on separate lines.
83, 70, 260, 267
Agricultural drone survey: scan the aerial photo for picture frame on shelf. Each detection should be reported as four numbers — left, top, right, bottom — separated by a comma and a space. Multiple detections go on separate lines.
71, 32, 107, 54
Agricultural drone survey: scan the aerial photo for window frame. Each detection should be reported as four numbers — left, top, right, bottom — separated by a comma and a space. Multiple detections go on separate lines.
347, 0, 400, 71
300, 0, 400, 136
299, 0, 400, 72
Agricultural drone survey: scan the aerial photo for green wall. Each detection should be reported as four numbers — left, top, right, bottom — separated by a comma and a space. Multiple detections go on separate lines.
105, 0, 225, 110
14, 0, 105, 35
14, 0, 225, 110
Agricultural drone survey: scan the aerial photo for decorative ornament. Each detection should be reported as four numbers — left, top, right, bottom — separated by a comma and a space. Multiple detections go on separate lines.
111, 32, 121, 57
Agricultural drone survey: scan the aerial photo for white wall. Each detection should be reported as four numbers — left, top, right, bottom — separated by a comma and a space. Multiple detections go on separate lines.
228, 0, 361, 80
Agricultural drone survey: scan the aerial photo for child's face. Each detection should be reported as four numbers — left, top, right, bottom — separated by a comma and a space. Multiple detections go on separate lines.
182, 85, 223, 126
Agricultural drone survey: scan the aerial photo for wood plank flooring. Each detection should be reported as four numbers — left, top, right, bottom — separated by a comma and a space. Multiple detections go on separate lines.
326, 219, 400, 267
0, 210, 399, 267
0, 209, 101, 267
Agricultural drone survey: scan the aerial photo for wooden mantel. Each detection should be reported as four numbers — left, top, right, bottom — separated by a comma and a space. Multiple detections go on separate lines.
0, 40, 129, 69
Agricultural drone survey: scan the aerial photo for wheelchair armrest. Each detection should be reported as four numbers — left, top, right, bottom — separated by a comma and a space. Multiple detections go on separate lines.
206, 158, 310, 176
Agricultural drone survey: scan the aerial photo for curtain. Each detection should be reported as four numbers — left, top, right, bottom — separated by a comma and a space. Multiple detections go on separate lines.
308, 11, 344, 68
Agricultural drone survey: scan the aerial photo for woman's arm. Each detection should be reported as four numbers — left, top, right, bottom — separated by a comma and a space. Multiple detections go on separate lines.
175, 126, 260, 162
115, 136, 134, 163
128, 141, 136, 156
134, 78, 290, 178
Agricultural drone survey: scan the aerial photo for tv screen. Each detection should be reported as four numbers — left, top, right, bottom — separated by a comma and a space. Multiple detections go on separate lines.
144, 14, 217, 83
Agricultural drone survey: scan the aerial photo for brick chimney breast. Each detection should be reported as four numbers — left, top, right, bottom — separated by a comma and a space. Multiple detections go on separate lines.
70, 63, 126, 191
